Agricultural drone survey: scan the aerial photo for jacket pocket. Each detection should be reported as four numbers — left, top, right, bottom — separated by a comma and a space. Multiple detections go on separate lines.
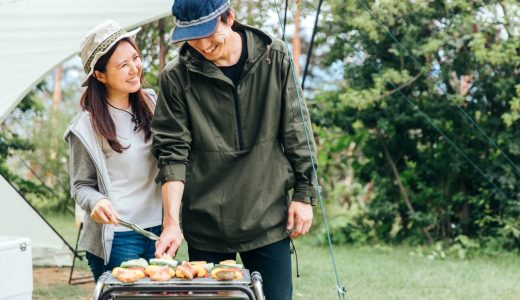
273, 144, 296, 194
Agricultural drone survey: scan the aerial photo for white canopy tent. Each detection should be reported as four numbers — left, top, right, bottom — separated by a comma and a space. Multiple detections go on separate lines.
0, 0, 170, 265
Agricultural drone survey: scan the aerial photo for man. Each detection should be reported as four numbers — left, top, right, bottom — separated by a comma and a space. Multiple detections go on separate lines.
151, 0, 317, 298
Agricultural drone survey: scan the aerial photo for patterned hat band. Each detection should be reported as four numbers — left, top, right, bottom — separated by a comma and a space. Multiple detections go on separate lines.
175, 0, 230, 28
84, 28, 127, 74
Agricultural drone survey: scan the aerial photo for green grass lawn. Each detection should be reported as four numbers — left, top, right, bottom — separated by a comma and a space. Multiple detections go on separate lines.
292, 237, 520, 300
36, 213, 520, 299
40, 212, 84, 246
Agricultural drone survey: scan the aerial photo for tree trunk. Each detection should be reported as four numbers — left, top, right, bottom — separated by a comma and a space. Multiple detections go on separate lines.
46, 66, 63, 186
292, 4, 301, 75
26, 162, 39, 180
459, 181, 469, 234
52, 66, 62, 111
49, 66, 62, 162
246, 0, 253, 23
158, 19, 169, 76
377, 130, 434, 245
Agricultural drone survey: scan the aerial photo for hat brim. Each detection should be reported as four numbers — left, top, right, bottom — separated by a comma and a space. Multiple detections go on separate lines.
81, 27, 142, 87
170, 18, 219, 44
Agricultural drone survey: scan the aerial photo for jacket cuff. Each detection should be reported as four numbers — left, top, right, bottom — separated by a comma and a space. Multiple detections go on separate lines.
87, 194, 108, 213
156, 163, 186, 184
291, 183, 317, 206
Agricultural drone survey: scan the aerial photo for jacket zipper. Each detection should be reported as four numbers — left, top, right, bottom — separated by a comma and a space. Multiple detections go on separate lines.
233, 89, 244, 150
187, 67, 250, 151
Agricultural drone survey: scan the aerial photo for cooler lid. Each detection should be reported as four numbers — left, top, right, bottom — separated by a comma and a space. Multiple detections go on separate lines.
0, 236, 31, 251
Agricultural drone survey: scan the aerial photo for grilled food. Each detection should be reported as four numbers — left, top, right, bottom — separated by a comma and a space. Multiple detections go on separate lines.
149, 265, 176, 281
175, 261, 197, 279
112, 257, 243, 282
211, 260, 243, 280
112, 267, 145, 283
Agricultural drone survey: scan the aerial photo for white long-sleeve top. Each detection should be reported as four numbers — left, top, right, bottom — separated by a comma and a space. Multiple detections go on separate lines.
104, 105, 162, 232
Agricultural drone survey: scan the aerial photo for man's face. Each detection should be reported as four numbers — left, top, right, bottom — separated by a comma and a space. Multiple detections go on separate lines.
187, 17, 234, 63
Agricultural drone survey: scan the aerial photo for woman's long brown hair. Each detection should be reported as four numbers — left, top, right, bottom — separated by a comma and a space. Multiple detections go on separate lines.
80, 38, 154, 153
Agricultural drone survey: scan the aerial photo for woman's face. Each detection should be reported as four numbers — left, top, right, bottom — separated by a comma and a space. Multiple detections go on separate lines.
94, 40, 142, 98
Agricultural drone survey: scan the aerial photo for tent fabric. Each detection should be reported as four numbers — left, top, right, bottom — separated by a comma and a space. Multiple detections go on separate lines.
0, 176, 71, 266
0, 0, 170, 122
0, 0, 170, 266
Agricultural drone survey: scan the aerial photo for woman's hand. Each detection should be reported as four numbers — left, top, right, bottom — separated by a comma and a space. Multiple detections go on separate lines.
90, 198, 119, 225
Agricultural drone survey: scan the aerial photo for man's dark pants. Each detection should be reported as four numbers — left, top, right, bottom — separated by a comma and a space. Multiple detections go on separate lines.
188, 237, 292, 300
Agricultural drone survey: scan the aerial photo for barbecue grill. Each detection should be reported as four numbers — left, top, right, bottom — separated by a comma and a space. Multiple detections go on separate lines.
92, 269, 265, 300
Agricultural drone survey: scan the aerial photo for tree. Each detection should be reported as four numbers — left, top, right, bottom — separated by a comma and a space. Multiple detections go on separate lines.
314, 0, 520, 250
135, 16, 176, 90
0, 84, 50, 203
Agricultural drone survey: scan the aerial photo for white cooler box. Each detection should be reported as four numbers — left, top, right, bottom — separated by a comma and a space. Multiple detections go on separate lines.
0, 236, 32, 300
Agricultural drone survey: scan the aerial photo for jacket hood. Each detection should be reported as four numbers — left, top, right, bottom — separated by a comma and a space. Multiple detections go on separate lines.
63, 110, 90, 143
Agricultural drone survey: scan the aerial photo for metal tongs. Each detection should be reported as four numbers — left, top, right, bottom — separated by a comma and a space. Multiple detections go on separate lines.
117, 218, 160, 241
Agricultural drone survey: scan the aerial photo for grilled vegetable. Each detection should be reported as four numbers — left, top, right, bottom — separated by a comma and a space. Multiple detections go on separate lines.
120, 258, 148, 269
149, 258, 179, 268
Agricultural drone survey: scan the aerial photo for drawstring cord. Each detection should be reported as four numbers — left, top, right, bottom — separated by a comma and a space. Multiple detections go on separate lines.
290, 238, 300, 277
185, 65, 192, 92
106, 100, 140, 132
265, 45, 272, 64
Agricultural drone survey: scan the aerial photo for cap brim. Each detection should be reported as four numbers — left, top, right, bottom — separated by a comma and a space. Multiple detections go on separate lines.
81, 27, 142, 87
170, 18, 219, 44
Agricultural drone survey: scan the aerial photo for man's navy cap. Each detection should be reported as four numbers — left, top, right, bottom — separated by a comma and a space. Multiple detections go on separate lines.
171, 0, 231, 43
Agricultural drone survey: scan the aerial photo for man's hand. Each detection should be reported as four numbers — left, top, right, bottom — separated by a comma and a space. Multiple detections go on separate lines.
155, 224, 184, 258
287, 201, 313, 239
90, 198, 119, 225
156, 180, 185, 258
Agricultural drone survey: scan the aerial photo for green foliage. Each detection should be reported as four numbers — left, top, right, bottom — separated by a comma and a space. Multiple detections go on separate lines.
411, 235, 481, 260
0, 86, 51, 202
2, 75, 80, 213
502, 84, 520, 126
24, 100, 78, 212
135, 16, 177, 90
313, 0, 520, 252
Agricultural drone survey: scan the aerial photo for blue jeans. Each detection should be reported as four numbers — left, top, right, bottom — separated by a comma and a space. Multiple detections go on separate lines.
188, 238, 292, 300
86, 225, 161, 282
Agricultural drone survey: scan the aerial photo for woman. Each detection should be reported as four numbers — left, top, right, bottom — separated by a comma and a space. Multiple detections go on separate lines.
65, 20, 162, 281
